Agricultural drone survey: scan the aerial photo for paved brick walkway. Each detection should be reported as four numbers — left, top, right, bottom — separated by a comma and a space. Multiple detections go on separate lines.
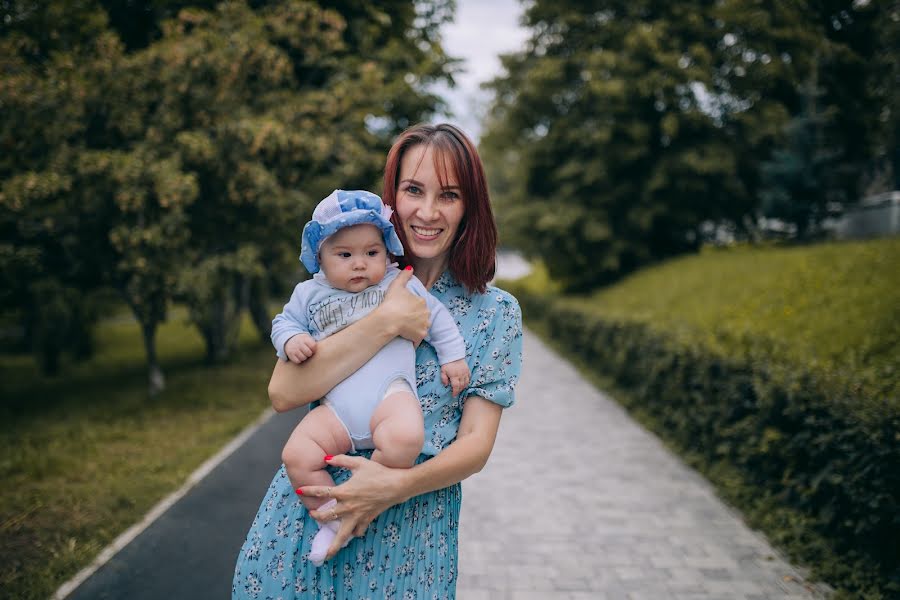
457, 331, 830, 600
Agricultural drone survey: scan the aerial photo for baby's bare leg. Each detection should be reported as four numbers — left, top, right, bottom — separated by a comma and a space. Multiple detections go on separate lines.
282, 406, 352, 512
369, 390, 425, 468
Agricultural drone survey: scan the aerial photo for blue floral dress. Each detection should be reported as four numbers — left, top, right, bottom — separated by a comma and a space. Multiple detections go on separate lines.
232, 271, 523, 599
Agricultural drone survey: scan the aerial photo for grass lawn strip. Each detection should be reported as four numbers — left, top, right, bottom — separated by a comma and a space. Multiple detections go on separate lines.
52, 406, 273, 599
577, 238, 899, 400
0, 310, 275, 600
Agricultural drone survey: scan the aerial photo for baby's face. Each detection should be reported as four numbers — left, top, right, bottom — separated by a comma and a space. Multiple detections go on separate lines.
318, 224, 388, 293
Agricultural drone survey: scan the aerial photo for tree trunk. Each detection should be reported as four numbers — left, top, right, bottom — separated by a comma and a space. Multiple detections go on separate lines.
38, 339, 61, 376
141, 320, 166, 396
202, 284, 241, 364
202, 298, 228, 364
248, 276, 271, 343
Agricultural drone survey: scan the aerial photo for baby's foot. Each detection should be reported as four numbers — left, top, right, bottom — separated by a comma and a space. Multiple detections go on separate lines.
308, 499, 349, 567
309, 522, 337, 567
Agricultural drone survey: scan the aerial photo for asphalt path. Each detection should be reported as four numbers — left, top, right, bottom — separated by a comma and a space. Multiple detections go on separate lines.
64, 409, 303, 600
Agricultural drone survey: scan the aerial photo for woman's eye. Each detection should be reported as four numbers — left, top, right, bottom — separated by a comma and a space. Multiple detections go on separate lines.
406, 185, 421, 195
442, 191, 459, 200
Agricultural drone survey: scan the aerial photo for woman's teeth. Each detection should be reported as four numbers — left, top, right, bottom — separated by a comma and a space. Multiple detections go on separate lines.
412, 226, 441, 237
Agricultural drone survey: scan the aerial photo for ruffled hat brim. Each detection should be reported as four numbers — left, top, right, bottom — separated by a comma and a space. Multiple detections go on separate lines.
300, 190, 404, 274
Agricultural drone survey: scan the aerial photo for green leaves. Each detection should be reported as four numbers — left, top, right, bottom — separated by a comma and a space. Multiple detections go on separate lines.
1, 0, 455, 376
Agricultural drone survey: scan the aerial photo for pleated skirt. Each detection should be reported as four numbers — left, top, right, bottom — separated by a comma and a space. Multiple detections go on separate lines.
232, 455, 461, 600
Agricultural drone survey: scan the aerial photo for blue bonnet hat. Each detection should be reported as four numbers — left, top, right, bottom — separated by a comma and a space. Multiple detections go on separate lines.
300, 189, 404, 274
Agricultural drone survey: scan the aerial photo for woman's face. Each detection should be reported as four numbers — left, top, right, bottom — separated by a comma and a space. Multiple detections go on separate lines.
395, 144, 466, 264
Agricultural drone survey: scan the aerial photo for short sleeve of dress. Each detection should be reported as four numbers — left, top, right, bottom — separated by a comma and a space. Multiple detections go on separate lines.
463, 289, 523, 408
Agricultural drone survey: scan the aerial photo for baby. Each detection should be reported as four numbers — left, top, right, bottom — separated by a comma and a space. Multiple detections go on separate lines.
271, 189, 470, 566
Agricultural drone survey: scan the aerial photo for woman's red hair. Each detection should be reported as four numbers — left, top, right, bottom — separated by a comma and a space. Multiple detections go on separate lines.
382, 123, 497, 294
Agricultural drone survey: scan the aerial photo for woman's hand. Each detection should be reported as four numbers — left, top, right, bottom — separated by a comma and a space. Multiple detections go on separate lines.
300, 454, 408, 560
380, 267, 430, 345
300, 397, 505, 562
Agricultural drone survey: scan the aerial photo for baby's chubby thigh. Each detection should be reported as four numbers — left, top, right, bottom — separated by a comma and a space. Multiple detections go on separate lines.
282, 405, 353, 475
369, 381, 425, 469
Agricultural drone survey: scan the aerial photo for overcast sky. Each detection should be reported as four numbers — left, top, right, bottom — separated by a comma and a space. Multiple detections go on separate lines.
431, 0, 530, 142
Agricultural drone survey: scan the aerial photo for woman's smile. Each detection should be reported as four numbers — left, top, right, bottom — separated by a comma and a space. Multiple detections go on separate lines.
410, 225, 443, 239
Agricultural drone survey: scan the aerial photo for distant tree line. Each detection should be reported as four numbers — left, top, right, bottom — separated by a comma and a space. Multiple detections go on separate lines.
0, 0, 456, 390
481, 0, 898, 291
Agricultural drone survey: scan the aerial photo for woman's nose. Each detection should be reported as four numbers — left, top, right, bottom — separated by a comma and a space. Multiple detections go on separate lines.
418, 196, 439, 221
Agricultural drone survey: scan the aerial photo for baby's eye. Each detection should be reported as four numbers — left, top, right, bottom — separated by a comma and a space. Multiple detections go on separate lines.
367, 249, 381, 257
338, 252, 351, 258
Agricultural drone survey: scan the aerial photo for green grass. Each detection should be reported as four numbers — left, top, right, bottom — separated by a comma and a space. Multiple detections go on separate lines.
564, 237, 899, 400
0, 308, 276, 600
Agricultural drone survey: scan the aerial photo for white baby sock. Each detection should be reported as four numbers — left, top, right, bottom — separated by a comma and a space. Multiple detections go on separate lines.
308, 499, 348, 567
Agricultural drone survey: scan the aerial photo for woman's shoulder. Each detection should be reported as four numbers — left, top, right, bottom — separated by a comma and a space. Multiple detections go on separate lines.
482, 284, 520, 309
482, 286, 522, 338
437, 272, 519, 314
453, 283, 522, 333
468, 280, 520, 311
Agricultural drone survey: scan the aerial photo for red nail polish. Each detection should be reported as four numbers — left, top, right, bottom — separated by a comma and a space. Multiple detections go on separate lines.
324, 455, 334, 461
404, 265, 413, 271
295, 488, 304, 496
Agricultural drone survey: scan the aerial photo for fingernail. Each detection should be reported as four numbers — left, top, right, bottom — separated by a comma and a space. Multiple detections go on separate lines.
324, 455, 334, 461
295, 487, 304, 496
404, 265, 413, 271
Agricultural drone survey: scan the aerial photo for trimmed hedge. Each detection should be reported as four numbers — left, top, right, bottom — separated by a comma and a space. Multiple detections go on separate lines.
506, 284, 899, 598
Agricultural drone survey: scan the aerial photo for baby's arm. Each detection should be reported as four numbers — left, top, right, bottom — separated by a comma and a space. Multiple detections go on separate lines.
271, 282, 315, 361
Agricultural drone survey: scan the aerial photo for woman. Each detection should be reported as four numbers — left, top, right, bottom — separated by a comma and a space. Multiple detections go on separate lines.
232, 123, 523, 598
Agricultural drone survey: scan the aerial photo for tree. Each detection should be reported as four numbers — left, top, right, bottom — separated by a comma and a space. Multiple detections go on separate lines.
1, 3, 200, 389
759, 60, 851, 239
483, 2, 763, 290
481, 0, 889, 290
865, 0, 900, 191
120, 0, 454, 363
0, 3, 119, 374
721, 0, 887, 226
1, 0, 456, 386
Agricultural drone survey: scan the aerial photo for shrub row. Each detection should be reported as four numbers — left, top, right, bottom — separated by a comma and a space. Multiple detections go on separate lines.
506, 283, 899, 598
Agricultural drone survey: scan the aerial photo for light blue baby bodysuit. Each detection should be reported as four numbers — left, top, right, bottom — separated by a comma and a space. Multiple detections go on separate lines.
271, 265, 466, 450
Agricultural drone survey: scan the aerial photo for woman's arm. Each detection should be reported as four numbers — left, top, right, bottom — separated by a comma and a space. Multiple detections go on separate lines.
268, 268, 430, 412
303, 395, 503, 559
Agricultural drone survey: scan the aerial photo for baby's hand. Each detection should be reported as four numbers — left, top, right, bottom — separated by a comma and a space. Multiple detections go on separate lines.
440, 359, 470, 397
285, 333, 317, 364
